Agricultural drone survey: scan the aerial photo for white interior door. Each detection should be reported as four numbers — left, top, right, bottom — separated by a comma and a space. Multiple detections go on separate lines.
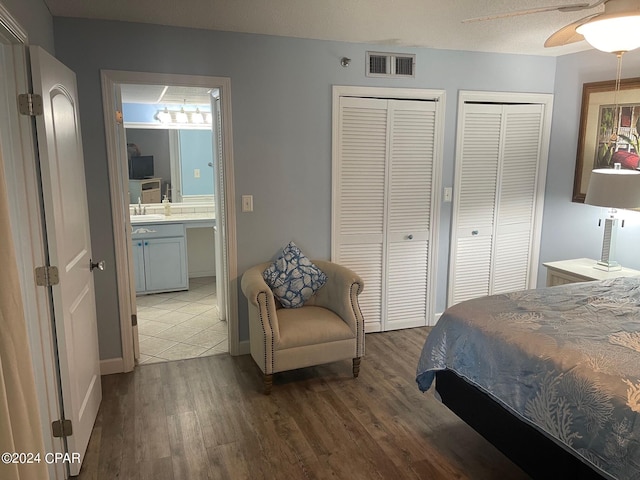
30, 45, 102, 476
333, 93, 441, 331
212, 94, 228, 319
334, 96, 388, 332
112, 83, 140, 361
385, 100, 436, 331
449, 94, 550, 307
449, 103, 501, 305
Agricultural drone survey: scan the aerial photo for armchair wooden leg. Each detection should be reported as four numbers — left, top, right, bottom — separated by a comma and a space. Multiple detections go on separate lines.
353, 357, 361, 378
263, 374, 273, 395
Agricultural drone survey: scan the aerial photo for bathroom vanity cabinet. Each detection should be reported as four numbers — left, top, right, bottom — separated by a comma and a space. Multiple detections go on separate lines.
131, 223, 188, 294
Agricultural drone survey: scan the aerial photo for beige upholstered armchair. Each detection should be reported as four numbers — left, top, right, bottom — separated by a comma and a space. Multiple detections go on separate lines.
241, 260, 365, 394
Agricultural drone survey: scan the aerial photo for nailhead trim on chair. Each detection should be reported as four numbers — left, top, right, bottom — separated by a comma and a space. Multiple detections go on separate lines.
256, 291, 275, 374
257, 279, 362, 375
349, 281, 364, 358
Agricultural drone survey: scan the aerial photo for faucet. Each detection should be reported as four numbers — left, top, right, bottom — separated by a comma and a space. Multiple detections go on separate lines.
134, 197, 144, 215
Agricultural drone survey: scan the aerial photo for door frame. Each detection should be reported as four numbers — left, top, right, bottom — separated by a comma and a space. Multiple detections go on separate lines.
0, 5, 67, 478
101, 70, 239, 368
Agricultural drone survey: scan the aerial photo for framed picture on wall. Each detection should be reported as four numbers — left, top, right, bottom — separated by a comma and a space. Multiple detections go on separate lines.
573, 77, 640, 203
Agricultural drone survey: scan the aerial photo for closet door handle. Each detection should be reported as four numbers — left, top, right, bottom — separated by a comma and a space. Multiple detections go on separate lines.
471, 230, 479, 236
407, 234, 414, 240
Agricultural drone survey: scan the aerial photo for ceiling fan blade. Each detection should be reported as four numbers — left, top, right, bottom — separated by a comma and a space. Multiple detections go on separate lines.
462, 1, 602, 23
544, 14, 598, 46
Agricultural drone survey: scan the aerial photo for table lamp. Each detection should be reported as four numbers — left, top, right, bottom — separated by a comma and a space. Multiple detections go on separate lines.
585, 163, 640, 271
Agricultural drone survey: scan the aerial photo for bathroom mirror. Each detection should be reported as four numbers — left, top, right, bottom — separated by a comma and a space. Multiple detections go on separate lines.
121, 83, 220, 204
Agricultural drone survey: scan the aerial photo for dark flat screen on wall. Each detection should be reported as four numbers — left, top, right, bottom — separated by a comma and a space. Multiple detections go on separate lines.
129, 155, 154, 179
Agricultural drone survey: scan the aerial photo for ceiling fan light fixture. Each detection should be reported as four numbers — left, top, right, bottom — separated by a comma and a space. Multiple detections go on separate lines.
576, 15, 640, 52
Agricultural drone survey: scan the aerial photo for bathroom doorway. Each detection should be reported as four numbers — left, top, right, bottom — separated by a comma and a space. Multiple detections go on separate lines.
101, 71, 239, 369
125, 87, 225, 362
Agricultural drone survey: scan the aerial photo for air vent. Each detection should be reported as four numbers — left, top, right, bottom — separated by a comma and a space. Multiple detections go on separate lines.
369, 54, 388, 75
366, 52, 415, 78
395, 56, 414, 76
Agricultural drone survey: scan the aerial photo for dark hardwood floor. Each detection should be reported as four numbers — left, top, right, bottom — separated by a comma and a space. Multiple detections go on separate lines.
77, 327, 530, 479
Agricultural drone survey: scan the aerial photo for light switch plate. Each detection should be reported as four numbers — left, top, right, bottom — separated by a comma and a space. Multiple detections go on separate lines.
194, 168, 201, 178
242, 195, 253, 212
443, 187, 452, 202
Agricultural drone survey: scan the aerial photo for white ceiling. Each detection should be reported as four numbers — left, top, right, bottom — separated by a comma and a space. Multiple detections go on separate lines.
43, 0, 607, 56
120, 84, 214, 105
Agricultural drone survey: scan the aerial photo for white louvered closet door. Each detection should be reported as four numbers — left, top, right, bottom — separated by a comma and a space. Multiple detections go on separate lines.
450, 101, 546, 306
335, 97, 388, 331
492, 104, 544, 294
334, 96, 439, 332
385, 100, 436, 330
451, 104, 501, 304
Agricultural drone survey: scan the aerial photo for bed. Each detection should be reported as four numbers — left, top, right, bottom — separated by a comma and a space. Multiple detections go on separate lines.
416, 277, 640, 480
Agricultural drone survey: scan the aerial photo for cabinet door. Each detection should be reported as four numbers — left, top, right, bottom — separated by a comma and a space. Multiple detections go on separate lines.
132, 240, 146, 293
143, 237, 188, 292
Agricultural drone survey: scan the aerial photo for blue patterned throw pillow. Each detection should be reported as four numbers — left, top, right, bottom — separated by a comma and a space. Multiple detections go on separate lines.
262, 242, 327, 308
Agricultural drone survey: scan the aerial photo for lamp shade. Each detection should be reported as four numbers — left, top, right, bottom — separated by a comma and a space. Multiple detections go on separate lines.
576, 15, 640, 53
585, 167, 640, 208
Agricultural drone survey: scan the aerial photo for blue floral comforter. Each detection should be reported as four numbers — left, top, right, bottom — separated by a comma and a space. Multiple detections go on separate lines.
416, 277, 640, 479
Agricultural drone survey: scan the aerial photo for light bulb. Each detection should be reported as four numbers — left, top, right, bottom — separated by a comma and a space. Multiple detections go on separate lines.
577, 16, 640, 53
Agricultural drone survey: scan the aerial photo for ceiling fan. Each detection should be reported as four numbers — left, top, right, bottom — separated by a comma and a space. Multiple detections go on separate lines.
464, 0, 640, 52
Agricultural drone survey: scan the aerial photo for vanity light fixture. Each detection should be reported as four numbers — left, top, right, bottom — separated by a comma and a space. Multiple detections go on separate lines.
156, 107, 171, 123
175, 107, 188, 123
191, 108, 204, 124
154, 106, 212, 125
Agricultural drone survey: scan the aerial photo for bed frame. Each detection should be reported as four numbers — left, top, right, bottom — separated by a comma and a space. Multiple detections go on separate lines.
435, 370, 607, 480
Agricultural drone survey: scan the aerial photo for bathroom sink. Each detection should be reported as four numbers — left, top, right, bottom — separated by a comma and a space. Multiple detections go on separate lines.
130, 214, 165, 222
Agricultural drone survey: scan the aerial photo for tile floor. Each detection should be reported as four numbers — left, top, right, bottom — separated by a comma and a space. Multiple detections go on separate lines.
135, 276, 227, 364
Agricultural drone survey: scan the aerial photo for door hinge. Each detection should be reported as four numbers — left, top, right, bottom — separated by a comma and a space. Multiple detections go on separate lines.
18, 93, 44, 116
131, 314, 137, 326
115, 110, 123, 125
52, 419, 73, 438
35, 266, 59, 286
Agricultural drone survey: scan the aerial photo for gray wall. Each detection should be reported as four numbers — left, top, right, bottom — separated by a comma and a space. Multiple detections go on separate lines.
539, 48, 640, 283
52, 17, 557, 360
3, 0, 54, 53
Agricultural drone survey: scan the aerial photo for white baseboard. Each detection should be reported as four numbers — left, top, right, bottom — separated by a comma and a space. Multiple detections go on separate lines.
237, 339, 250, 355
100, 357, 124, 375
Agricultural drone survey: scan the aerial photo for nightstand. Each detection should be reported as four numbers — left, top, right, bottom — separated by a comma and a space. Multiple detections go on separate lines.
543, 258, 640, 287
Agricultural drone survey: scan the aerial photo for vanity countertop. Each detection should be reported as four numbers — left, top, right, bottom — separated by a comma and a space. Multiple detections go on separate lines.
130, 212, 215, 226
